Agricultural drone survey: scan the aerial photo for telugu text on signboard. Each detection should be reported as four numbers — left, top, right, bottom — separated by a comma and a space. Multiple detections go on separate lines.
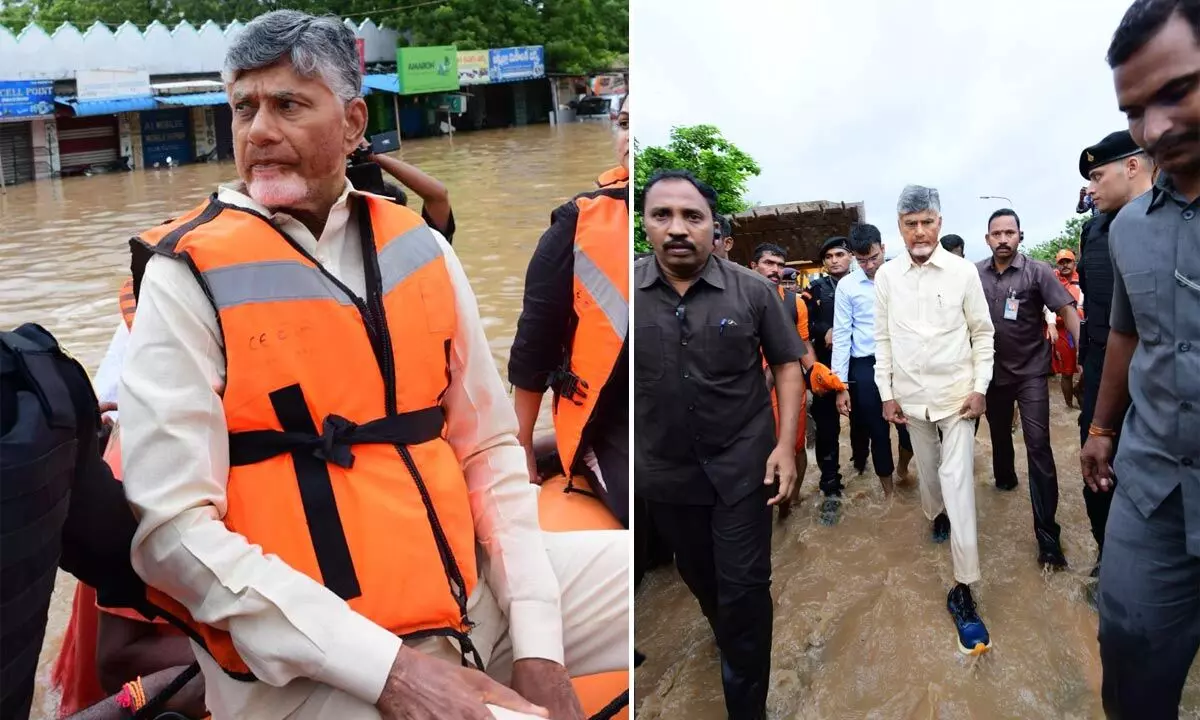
76, 69, 152, 100
457, 50, 490, 86
487, 46, 545, 84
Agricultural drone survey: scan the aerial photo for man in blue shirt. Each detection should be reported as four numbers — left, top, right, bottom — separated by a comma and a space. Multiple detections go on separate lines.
833, 224, 913, 495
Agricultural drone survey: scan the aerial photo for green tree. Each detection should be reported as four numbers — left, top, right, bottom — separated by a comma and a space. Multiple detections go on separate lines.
633, 124, 761, 253
1027, 214, 1090, 263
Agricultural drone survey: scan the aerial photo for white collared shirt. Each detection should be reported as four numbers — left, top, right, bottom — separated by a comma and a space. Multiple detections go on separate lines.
831, 267, 878, 382
119, 180, 563, 713
872, 244, 995, 422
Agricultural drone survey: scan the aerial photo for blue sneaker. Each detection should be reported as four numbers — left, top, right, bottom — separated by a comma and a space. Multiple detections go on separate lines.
931, 512, 950, 544
947, 583, 991, 656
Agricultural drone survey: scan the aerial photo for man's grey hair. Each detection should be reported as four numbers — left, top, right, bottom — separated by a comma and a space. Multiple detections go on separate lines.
897, 184, 941, 216
224, 10, 362, 102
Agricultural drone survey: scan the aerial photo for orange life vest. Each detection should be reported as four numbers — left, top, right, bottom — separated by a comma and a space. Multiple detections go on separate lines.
129, 193, 478, 680
118, 277, 136, 330
552, 167, 629, 472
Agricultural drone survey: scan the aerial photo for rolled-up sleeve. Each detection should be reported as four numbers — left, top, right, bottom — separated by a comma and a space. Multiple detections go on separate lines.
439, 237, 565, 664
759, 283, 804, 366
508, 201, 578, 392
121, 255, 402, 705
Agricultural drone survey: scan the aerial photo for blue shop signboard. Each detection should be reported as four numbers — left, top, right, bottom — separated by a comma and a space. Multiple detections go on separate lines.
141, 108, 194, 167
0, 80, 55, 119
487, 46, 545, 84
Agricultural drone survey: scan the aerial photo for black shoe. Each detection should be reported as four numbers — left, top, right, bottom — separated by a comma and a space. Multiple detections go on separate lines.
1039, 545, 1069, 571
819, 495, 842, 526
854, 459, 868, 475
932, 512, 950, 543
995, 477, 1018, 491
947, 583, 992, 655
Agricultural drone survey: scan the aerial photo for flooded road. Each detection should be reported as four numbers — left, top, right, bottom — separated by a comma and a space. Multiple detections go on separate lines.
635, 389, 1200, 719
0, 121, 619, 719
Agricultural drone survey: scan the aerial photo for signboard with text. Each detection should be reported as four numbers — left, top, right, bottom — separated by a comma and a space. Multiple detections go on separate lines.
457, 50, 490, 86
76, 69, 151, 100
396, 46, 458, 95
0, 80, 55, 118
487, 46, 545, 84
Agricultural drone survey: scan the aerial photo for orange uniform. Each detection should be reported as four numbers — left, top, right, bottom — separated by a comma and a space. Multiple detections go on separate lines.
766, 285, 808, 452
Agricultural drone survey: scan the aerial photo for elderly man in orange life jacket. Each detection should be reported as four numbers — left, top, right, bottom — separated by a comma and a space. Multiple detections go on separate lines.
117, 11, 628, 720
510, 97, 630, 528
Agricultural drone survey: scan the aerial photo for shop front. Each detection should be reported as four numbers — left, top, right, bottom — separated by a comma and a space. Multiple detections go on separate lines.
0, 79, 56, 186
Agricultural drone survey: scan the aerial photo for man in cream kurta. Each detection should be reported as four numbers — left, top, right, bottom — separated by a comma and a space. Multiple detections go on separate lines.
119, 11, 627, 720
874, 184, 995, 655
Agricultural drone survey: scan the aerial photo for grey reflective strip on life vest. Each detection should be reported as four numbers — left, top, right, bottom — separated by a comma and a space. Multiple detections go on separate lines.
377, 223, 444, 295
203, 260, 356, 310
574, 248, 628, 340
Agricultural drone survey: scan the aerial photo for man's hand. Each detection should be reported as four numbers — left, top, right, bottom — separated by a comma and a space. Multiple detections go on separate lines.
882, 399, 907, 425
765, 444, 798, 506
1047, 323, 1059, 346
958, 392, 986, 420
98, 401, 117, 428
1081, 436, 1116, 493
836, 390, 851, 416
824, 329, 833, 347
524, 444, 540, 486
377, 645, 548, 720
511, 659, 584, 720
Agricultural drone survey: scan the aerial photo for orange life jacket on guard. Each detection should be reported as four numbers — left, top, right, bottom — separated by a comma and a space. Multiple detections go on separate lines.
553, 166, 629, 473
128, 193, 478, 680
118, 277, 136, 330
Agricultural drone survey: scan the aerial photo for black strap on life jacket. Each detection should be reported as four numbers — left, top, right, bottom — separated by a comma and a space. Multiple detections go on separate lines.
227, 384, 446, 603
588, 690, 629, 720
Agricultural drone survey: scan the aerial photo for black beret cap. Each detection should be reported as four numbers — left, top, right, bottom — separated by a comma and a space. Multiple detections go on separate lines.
820, 236, 849, 258
1080, 131, 1141, 179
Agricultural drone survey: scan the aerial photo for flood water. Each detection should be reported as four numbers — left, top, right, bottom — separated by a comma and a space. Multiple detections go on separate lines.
0, 121, 619, 719
635, 392, 1200, 720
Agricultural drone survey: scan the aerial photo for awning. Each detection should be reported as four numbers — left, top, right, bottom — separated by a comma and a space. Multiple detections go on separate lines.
156, 92, 228, 107
55, 95, 158, 117
362, 74, 399, 94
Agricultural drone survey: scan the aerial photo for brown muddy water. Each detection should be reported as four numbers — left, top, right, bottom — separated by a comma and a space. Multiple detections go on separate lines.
0, 121, 619, 720
635, 391, 1200, 720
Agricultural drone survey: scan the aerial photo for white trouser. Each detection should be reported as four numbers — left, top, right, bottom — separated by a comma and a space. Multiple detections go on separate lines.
904, 415, 981, 585
199, 529, 630, 719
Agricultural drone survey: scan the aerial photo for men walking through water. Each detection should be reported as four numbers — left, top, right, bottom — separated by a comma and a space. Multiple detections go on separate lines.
1083, 1, 1200, 715
976, 208, 1080, 570
1075, 129, 1153, 594
636, 169, 804, 720
118, 11, 627, 719
874, 185, 995, 656
832, 224, 914, 497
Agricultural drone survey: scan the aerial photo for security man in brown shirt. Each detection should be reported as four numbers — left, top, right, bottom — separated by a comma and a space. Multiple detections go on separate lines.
1082, 4, 1200, 715
635, 169, 805, 720
976, 208, 1080, 570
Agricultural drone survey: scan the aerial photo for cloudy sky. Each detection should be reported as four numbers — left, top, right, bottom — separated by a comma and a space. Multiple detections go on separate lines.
633, 0, 1135, 261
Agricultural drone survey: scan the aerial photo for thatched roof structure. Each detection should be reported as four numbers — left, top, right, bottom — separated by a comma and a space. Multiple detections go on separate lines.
728, 201, 866, 268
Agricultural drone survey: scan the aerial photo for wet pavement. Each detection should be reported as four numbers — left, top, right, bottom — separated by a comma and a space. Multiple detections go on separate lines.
0, 121, 619, 719
634, 387, 1200, 719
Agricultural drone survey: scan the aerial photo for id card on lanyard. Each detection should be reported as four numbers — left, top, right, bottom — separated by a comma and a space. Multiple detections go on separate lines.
1003, 288, 1019, 321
